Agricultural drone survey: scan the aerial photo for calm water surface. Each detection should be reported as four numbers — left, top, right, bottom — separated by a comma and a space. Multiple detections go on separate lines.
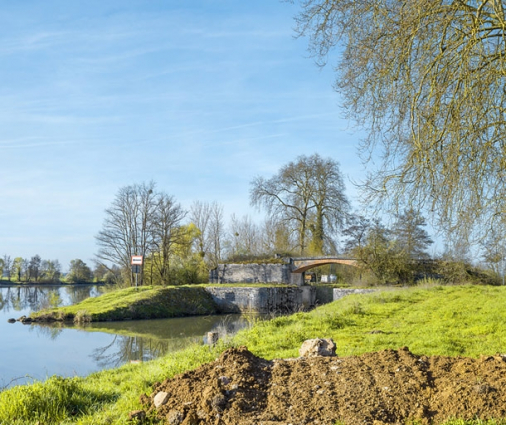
0, 285, 257, 389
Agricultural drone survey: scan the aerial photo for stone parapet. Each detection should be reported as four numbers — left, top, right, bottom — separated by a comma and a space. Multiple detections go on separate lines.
209, 263, 293, 284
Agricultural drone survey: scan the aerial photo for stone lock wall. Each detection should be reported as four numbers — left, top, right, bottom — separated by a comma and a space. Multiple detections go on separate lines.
205, 286, 316, 314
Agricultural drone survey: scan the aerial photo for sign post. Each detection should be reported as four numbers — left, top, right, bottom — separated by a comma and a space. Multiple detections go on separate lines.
131, 255, 143, 289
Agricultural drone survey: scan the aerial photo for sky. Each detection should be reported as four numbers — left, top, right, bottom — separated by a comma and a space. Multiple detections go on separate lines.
0, 1, 369, 271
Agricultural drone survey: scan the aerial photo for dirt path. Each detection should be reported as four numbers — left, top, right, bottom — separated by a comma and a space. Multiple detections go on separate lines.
143, 346, 506, 424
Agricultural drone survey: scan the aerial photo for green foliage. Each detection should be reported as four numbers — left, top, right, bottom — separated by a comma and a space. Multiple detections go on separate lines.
223, 253, 287, 265
432, 260, 502, 285
354, 223, 412, 284
143, 223, 209, 286
67, 259, 93, 284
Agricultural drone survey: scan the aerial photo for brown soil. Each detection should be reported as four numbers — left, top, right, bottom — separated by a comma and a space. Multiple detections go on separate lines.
143, 346, 506, 425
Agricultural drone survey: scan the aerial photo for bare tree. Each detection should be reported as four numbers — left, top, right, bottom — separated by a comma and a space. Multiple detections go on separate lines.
149, 193, 186, 285
21, 259, 29, 282
227, 214, 262, 259
95, 182, 157, 286
208, 202, 225, 268
342, 215, 371, 254
295, 0, 506, 240
2, 255, 12, 281
28, 255, 41, 282
190, 201, 212, 259
391, 209, 433, 259
251, 153, 349, 255
260, 216, 297, 256
481, 227, 506, 276
190, 201, 225, 268
40, 260, 61, 283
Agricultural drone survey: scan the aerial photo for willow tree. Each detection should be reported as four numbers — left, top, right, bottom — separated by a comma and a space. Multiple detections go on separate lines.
250, 153, 349, 255
295, 0, 506, 239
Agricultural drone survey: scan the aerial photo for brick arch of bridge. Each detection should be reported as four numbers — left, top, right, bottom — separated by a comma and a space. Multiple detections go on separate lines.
292, 259, 359, 274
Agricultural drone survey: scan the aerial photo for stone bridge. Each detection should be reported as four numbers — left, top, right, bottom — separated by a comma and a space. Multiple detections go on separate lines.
290, 256, 359, 273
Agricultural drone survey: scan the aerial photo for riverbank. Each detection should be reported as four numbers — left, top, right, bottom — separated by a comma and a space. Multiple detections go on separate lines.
3, 284, 506, 424
30, 286, 219, 322
28, 284, 323, 322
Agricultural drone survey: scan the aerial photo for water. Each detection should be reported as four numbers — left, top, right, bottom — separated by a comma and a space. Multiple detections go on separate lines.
0, 285, 257, 389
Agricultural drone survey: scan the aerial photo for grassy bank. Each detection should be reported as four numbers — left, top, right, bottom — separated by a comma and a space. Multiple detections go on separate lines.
30, 285, 218, 322
29, 283, 296, 323
4, 284, 506, 424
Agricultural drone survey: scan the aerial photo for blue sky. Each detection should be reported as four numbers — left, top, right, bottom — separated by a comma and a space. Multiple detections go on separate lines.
0, 1, 368, 270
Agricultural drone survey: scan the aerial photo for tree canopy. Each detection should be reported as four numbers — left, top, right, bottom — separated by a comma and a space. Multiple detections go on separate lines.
250, 153, 349, 255
295, 0, 506, 239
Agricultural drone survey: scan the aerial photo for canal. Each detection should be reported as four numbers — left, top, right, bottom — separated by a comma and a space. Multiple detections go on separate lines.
0, 285, 257, 389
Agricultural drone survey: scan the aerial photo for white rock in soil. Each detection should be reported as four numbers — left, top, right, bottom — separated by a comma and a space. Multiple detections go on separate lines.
299, 338, 337, 358
153, 391, 170, 408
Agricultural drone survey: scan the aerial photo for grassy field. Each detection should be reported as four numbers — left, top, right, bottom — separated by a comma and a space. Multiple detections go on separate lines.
3, 284, 506, 424
233, 283, 506, 359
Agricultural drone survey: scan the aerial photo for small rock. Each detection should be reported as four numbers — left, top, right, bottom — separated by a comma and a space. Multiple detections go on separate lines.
299, 338, 337, 358
207, 332, 219, 345
211, 394, 227, 412
153, 391, 170, 408
218, 376, 230, 386
473, 384, 493, 394
128, 410, 146, 423
167, 409, 184, 425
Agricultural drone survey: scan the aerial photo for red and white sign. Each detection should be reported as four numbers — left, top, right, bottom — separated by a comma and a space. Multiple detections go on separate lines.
131, 255, 143, 265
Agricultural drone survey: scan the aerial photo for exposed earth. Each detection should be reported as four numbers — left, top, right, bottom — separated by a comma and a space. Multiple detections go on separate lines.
142, 345, 506, 424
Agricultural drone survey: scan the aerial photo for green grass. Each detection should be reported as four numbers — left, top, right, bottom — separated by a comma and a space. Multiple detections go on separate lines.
233, 284, 506, 359
30, 284, 301, 322
5, 284, 506, 424
0, 342, 223, 425
30, 285, 219, 322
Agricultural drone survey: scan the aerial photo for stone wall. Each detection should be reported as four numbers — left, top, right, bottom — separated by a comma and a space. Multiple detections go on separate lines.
314, 286, 334, 305
209, 263, 294, 284
205, 286, 316, 314
333, 288, 376, 301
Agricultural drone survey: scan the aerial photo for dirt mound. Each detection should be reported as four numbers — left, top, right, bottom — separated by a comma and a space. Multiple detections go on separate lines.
144, 346, 506, 424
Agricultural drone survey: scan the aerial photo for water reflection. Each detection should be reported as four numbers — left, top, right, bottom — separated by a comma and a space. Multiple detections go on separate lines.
0, 285, 104, 314
32, 314, 259, 369
0, 285, 264, 386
